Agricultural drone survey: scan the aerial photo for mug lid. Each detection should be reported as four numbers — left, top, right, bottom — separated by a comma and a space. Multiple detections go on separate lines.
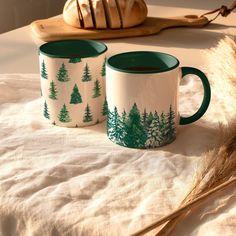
39, 40, 107, 59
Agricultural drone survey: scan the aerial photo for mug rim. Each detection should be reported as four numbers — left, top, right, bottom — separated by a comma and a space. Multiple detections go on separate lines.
39, 39, 107, 59
106, 51, 180, 74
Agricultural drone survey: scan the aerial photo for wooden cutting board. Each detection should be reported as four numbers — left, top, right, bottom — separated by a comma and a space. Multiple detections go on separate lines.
31, 15, 209, 42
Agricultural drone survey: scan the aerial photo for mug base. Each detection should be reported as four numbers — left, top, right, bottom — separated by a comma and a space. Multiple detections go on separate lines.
108, 136, 176, 149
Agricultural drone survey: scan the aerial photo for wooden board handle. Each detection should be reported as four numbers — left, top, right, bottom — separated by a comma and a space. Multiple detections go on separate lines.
156, 15, 209, 29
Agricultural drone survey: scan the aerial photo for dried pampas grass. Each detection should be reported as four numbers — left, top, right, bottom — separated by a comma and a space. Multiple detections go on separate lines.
132, 36, 236, 236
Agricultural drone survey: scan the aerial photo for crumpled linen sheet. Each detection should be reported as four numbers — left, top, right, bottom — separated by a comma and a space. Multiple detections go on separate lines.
0, 74, 235, 236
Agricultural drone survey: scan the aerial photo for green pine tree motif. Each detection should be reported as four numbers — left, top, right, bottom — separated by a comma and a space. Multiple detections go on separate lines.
69, 58, 81, 63
107, 108, 112, 131
92, 79, 101, 98
83, 104, 93, 122
82, 63, 92, 82
145, 111, 161, 148
102, 97, 108, 116
70, 84, 82, 104
142, 109, 148, 128
57, 63, 70, 82
41, 60, 48, 79
101, 57, 106, 77
147, 112, 154, 127
165, 105, 176, 141
121, 110, 127, 124
158, 112, 167, 145
108, 107, 125, 144
49, 80, 58, 100
43, 101, 50, 119
123, 103, 147, 148
58, 104, 71, 123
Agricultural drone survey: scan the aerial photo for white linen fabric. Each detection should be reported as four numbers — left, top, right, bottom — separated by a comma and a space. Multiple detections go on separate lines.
0, 74, 235, 236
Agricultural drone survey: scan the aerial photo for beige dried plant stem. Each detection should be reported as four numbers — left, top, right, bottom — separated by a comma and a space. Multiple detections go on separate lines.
132, 131, 236, 236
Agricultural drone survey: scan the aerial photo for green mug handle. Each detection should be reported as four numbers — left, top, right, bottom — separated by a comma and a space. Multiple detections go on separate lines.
180, 67, 211, 125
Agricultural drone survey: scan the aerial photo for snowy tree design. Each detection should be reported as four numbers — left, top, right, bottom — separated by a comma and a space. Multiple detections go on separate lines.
102, 97, 108, 116
107, 103, 176, 148
58, 104, 71, 123
92, 79, 101, 98
70, 84, 82, 104
43, 101, 50, 119
147, 112, 154, 128
57, 63, 70, 82
49, 80, 58, 100
69, 58, 81, 63
159, 112, 167, 144
83, 104, 93, 122
101, 57, 106, 77
165, 105, 176, 141
82, 63, 92, 82
41, 60, 48, 79
107, 107, 125, 144
142, 109, 148, 128
145, 111, 161, 148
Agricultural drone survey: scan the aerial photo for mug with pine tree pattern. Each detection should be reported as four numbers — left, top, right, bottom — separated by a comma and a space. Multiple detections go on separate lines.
106, 51, 211, 148
39, 40, 107, 127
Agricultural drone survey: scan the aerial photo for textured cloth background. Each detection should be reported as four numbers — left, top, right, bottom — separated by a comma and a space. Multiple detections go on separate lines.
0, 72, 235, 236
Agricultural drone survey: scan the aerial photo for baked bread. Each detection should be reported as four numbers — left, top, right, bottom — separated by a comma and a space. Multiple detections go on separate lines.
102, 0, 121, 29
63, 0, 81, 28
117, 0, 147, 28
78, 0, 94, 28
63, 0, 148, 29
92, 0, 107, 28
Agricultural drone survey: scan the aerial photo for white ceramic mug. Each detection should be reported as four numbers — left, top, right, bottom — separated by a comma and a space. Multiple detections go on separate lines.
106, 51, 211, 148
39, 40, 107, 127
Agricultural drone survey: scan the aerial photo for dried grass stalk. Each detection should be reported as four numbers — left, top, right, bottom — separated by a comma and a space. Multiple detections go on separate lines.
132, 36, 236, 236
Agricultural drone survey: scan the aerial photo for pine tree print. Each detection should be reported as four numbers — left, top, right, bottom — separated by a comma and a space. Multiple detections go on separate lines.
57, 63, 70, 82
108, 107, 125, 143
41, 60, 48, 79
142, 109, 148, 128
93, 79, 101, 98
107, 103, 176, 148
147, 112, 154, 127
43, 101, 50, 119
70, 84, 82, 104
58, 104, 71, 123
165, 105, 176, 141
82, 63, 92, 82
159, 112, 166, 144
123, 103, 147, 148
49, 81, 58, 100
145, 111, 161, 148
102, 97, 108, 116
101, 57, 106, 76
121, 111, 127, 124
83, 104, 93, 122
69, 58, 81, 63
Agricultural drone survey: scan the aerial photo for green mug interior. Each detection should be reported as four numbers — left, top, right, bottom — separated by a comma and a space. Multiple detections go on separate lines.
107, 51, 180, 74
39, 40, 107, 59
